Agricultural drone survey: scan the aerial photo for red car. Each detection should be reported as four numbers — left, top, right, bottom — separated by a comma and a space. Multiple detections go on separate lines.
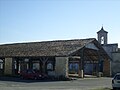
20, 69, 42, 80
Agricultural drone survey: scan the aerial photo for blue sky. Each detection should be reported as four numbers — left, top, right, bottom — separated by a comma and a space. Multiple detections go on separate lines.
0, 0, 120, 47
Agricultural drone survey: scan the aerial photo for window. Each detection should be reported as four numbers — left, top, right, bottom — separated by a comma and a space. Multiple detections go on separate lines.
33, 63, 40, 70
47, 62, 53, 71
69, 63, 79, 74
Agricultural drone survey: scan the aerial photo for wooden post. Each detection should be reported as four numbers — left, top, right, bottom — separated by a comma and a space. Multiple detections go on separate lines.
97, 50, 103, 77
79, 47, 85, 78
40, 57, 48, 73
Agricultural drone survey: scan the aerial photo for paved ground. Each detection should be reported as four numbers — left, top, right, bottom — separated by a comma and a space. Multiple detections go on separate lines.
0, 77, 112, 90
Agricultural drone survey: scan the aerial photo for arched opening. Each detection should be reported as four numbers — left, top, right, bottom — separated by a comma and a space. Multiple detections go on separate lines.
101, 36, 104, 44
47, 63, 53, 71
0, 59, 3, 69
0, 59, 4, 75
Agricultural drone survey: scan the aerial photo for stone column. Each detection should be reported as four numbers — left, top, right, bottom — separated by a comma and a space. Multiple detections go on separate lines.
4, 58, 13, 75
55, 57, 69, 77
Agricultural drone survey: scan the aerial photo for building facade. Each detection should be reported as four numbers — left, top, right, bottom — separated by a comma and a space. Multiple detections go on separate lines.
0, 38, 110, 78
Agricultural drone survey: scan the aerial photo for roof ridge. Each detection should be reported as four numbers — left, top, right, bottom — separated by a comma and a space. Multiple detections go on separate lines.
0, 38, 96, 46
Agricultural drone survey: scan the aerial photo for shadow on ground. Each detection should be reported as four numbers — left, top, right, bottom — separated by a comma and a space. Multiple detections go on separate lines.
0, 76, 70, 83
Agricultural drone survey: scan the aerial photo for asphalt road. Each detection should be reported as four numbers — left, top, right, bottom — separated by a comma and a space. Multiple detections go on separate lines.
0, 77, 112, 90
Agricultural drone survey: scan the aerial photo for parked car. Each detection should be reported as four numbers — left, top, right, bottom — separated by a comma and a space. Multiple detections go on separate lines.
112, 73, 120, 90
20, 69, 48, 80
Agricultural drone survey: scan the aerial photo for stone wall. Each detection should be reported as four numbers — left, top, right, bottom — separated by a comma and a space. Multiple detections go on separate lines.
112, 52, 120, 76
103, 58, 110, 77
4, 58, 13, 75
55, 57, 68, 77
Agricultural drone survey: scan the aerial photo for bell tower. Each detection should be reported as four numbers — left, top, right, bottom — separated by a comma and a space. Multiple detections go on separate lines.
97, 26, 108, 45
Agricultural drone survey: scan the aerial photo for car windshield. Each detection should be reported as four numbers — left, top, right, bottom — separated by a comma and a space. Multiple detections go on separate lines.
115, 75, 120, 80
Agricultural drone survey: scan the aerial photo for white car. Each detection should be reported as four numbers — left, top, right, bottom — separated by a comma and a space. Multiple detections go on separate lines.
112, 73, 120, 90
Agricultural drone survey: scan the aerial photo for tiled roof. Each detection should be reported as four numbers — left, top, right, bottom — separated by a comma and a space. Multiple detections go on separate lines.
0, 38, 95, 57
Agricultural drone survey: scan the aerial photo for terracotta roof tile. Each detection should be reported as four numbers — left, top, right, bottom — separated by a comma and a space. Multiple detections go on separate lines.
0, 38, 95, 57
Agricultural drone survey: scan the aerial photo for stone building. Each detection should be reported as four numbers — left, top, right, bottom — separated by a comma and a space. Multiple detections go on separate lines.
97, 27, 120, 76
0, 38, 110, 78
111, 49, 120, 76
